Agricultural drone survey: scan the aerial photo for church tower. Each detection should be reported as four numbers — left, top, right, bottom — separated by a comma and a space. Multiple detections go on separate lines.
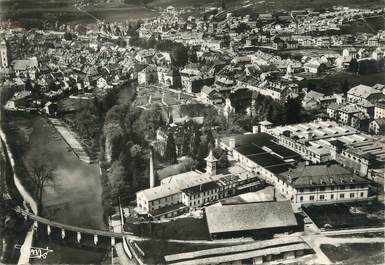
205, 149, 218, 176
0, 39, 9, 68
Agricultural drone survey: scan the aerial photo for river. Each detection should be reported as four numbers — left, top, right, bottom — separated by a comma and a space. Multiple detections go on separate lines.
3, 112, 110, 264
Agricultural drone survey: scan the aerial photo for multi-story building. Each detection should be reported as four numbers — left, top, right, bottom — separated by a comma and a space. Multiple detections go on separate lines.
267, 120, 359, 163
374, 101, 385, 119
138, 65, 158, 85
135, 151, 264, 219
276, 164, 370, 205
347, 84, 385, 104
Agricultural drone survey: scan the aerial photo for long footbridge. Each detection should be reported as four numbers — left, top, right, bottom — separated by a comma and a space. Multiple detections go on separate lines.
15, 207, 132, 245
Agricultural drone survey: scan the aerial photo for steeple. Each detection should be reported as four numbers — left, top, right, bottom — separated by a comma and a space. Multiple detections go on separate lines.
0, 39, 9, 68
205, 149, 218, 176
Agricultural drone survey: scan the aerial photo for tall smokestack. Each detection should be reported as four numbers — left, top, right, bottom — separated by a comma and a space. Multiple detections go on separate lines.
150, 147, 155, 188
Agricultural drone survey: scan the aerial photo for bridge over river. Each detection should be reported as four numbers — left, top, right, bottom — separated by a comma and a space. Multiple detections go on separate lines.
14, 207, 134, 246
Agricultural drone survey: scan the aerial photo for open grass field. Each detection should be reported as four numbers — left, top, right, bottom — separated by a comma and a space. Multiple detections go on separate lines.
320, 243, 384, 265
146, 0, 383, 12
125, 217, 211, 240
299, 71, 385, 95
303, 201, 385, 230
1, 0, 383, 25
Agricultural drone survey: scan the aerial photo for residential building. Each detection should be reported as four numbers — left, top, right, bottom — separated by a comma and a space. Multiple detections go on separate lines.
138, 65, 158, 85
369, 118, 385, 135
374, 101, 385, 119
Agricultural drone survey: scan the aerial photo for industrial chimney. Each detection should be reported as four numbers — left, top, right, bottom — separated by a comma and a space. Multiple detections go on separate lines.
149, 147, 155, 188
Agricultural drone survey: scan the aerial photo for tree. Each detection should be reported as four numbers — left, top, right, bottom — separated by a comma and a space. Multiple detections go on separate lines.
340, 79, 349, 96
164, 133, 177, 164
191, 128, 202, 159
206, 129, 215, 149
284, 97, 302, 124
27, 155, 54, 210
213, 147, 229, 169
349, 58, 359, 73
197, 141, 209, 169
171, 45, 188, 68
108, 160, 127, 203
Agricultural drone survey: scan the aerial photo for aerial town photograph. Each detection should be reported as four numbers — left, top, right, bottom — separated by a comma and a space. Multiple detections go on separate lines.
0, 0, 384, 264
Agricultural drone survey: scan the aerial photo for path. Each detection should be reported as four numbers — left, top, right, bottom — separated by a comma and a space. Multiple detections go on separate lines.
48, 118, 92, 164
0, 129, 38, 265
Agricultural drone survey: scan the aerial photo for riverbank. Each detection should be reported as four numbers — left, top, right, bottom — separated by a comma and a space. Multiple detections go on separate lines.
48, 118, 93, 164
0, 126, 38, 264
1, 111, 109, 263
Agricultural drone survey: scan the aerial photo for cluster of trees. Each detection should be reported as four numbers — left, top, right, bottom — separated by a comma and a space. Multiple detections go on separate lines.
101, 103, 169, 210
349, 58, 385, 74
254, 94, 303, 125
69, 91, 118, 149
160, 120, 229, 171
129, 36, 189, 68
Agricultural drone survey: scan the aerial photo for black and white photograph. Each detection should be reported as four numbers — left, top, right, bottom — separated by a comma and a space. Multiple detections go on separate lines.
0, 0, 384, 264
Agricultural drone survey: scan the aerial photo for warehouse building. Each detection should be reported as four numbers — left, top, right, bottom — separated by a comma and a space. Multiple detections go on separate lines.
204, 201, 298, 239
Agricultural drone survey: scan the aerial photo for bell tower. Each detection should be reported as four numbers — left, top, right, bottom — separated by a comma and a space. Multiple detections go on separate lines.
205, 150, 218, 176
0, 39, 9, 68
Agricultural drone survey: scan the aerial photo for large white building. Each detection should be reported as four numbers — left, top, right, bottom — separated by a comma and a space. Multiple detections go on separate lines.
135, 151, 263, 219
276, 164, 370, 205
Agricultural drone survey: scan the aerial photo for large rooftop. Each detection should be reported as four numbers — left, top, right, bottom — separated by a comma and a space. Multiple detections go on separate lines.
278, 163, 370, 188
221, 133, 300, 174
205, 201, 297, 235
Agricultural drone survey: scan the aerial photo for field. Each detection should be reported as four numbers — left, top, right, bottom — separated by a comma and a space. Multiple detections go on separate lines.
125, 217, 211, 240
1, 0, 384, 26
0, 0, 158, 26
146, 0, 384, 12
299, 71, 385, 95
303, 202, 385, 230
320, 243, 384, 265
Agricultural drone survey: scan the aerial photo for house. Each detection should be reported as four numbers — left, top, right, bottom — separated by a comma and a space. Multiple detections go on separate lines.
338, 104, 361, 125
138, 65, 158, 85
276, 164, 370, 205
374, 101, 385, 119
368, 36, 380, 46
96, 76, 111, 90
273, 37, 286, 50
342, 47, 357, 58
200, 86, 224, 105
180, 66, 214, 93
355, 100, 374, 118
286, 40, 299, 50
369, 118, 385, 135
205, 201, 298, 239
327, 103, 340, 120
347, 84, 385, 103
158, 67, 180, 87
303, 60, 326, 74
259, 13, 274, 23
302, 90, 336, 110
372, 48, 384, 61
44, 102, 58, 116
5, 91, 32, 110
